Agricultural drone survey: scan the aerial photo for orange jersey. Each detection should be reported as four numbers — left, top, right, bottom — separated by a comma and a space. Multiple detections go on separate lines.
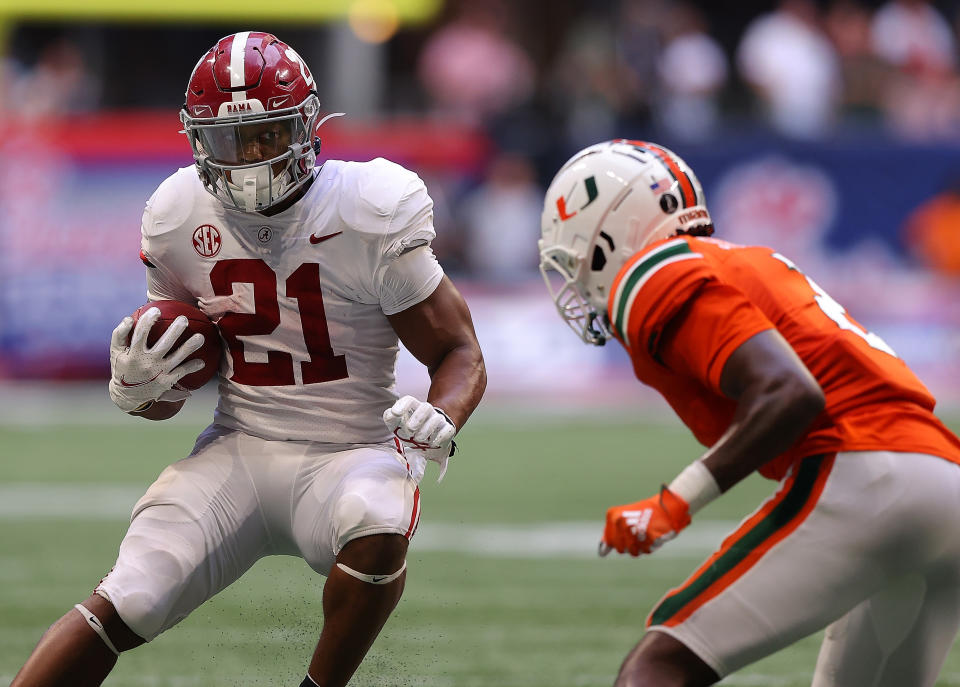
607, 236, 960, 480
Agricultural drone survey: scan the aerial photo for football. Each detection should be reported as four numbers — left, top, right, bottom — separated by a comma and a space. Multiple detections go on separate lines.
129, 300, 222, 390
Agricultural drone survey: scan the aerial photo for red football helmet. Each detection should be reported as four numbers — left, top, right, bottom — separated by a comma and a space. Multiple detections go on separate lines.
180, 31, 338, 212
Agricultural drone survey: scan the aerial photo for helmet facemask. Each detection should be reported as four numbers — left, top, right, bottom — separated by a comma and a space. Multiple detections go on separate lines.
181, 94, 320, 213
539, 244, 612, 346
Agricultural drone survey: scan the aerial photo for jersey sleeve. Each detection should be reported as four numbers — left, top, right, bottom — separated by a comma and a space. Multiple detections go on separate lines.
658, 281, 775, 394
609, 238, 713, 353
380, 172, 436, 259
336, 158, 442, 305
339, 157, 437, 255
379, 245, 444, 315
140, 172, 194, 303
609, 237, 773, 394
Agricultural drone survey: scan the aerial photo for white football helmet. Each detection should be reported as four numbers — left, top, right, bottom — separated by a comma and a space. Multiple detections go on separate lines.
539, 139, 712, 345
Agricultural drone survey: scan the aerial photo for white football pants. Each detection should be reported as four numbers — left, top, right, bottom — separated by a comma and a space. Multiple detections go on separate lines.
647, 450, 960, 685
97, 424, 421, 641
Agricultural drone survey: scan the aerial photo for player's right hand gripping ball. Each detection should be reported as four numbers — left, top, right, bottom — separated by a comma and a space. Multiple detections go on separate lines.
108, 300, 222, 413
600, 486, 692, 557
383, 396, 457, 481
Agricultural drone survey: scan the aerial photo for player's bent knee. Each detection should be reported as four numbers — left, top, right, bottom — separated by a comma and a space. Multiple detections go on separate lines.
97, 541, 198, 641
617, 632, 719, 686
335, 490, 393, 531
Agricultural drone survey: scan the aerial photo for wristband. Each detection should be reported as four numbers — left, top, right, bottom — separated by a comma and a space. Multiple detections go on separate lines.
433, 407, 456, 432
668, 461, 721, 515
433, 407, 458, 457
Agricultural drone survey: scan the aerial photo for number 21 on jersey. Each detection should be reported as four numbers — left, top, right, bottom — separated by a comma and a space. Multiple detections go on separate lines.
771, 252, 898, 358
210, 258, 349, 386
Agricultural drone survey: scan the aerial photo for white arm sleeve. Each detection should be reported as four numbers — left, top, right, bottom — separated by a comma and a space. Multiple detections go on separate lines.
379, 245, 444, 315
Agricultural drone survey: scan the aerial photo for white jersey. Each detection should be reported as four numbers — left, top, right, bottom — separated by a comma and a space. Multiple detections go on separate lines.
139, 158, 444, 443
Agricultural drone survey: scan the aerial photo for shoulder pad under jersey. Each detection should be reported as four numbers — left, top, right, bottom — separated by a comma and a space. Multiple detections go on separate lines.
141, 167, 203, 239
608, 237, 714, 348
335, 158, 433, 245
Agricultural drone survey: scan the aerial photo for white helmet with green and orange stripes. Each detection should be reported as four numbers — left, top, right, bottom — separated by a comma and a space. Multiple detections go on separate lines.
539, 139, 713, 345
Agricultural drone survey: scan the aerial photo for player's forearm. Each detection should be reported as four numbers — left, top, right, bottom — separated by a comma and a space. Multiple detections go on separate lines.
701, 375, 825, 492
425, 342, 486, 430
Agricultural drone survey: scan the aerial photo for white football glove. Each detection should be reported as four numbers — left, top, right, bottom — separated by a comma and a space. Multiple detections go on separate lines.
108, 307, 206, 413
383, 395, 457, 482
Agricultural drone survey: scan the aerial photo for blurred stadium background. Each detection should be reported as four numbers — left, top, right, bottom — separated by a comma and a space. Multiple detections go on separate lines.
2, 0, 960, 684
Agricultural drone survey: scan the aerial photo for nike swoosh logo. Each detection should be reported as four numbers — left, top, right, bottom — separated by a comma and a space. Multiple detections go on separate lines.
119, 371, 162, 387
309, 231, 342, 245
371, 576, 387, 583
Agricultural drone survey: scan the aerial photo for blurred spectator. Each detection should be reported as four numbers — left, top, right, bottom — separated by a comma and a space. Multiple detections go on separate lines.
869, 0, 960, 139
881, 67, 960, 139
653, 2, 728, 141
870, 0, 957, 75
824, 0, 890, 127
417, 0, 534, 125
3, 39, 100, 117
736, 0, 841, 138
416, 171, 466, 275
459, 153, 543, 281
903, 175, 960, 275
617, 0, 671, 131
546, 13, 637, 152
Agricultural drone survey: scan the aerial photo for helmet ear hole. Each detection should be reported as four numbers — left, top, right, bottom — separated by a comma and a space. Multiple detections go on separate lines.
591, 245, 607, 271
659, 193, 679, 213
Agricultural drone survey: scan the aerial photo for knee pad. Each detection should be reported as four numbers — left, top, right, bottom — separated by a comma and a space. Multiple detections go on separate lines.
333, 482, 415, 552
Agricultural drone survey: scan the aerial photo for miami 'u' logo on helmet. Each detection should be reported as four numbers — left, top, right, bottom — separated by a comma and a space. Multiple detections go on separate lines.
556, 176, 599, 221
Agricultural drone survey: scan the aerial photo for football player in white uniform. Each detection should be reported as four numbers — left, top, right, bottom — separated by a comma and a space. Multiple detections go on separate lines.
12, 31, 486, 687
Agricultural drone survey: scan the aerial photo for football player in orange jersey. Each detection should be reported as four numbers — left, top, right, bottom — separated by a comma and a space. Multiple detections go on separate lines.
539, 139, 960, 686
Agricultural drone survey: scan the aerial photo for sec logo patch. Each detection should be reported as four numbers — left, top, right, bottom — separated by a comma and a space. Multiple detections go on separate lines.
193, 224, 222, 257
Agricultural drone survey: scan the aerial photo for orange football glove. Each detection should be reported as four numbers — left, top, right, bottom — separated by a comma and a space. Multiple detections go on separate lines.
599, 486, 692, 557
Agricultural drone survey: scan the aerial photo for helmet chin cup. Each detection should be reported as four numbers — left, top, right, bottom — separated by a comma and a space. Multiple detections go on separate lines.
585, 312, 610, 346
231, 166, 273, 212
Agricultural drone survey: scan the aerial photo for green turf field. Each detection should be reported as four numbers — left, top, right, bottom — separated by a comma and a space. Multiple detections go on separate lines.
3, 408, 960, 686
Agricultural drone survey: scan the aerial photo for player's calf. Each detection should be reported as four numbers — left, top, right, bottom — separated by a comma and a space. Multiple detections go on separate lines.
304, 535, 409, 687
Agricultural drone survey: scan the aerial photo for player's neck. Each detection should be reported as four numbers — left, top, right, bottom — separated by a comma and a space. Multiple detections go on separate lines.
259, 172, 316, 217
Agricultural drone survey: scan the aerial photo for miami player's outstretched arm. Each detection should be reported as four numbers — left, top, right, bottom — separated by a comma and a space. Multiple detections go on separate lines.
601, 329, 825, 557
386, 276, 486, 433
704, 329, 826, 491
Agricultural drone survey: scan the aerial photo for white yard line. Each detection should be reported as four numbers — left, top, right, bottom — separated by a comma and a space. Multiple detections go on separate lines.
0, 382, 675, 427
0, 483, 732, 558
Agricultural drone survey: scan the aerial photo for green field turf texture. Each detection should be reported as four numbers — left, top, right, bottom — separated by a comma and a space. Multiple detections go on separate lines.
3, 414, 960, 686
